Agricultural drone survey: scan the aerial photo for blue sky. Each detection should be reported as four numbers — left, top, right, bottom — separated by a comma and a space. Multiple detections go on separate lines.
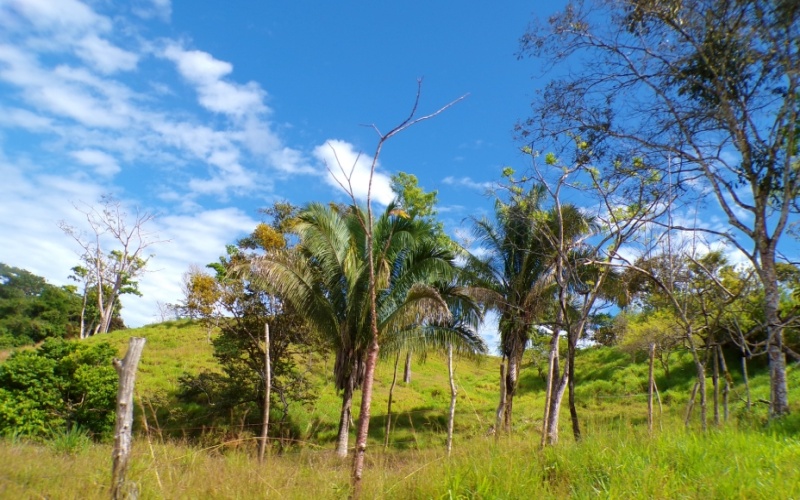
0, 0, 567, 341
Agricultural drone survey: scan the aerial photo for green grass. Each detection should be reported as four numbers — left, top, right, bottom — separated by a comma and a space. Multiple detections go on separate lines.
2, 321, 800, 498
1, 426, 798, 499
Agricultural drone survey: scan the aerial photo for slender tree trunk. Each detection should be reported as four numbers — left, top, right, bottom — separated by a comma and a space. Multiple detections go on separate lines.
712, 344, 720, 426
567, 329, 580, 441
79, 282, 89, 339
648, 342, 655, 435
111, 337, 146, 500
403, 350, 412, 384
351, 337, 379, 496
685, 381, 699, 427
446, 343, 457, 457
762, 253, 789, 417
684, 326, 707, 431
541, 330, 559, 448
258, 324, 271, 464
698, 361, 707, 431
335, 381, 354, 458
495, 361, 506, 438
546, 368, 568, 446
741, 350, 751, 412
718, 345, 730, 422
384, 352, 400, 450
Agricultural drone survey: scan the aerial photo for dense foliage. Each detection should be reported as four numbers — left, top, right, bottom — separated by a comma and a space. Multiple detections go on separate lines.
0, 263, 82, 347
0, 338, 117, 438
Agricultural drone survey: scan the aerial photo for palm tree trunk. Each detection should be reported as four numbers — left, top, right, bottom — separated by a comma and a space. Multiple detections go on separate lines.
503, 352, 519, 432
403, 350, 412, 384
336, 380, 355, 457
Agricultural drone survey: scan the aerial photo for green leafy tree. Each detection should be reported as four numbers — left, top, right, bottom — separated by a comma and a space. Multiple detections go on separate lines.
0, 263, 82, 347
178, 208, 320, 447
0, 339, 117, 437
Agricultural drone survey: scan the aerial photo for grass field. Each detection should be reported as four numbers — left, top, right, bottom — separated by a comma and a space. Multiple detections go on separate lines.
2, 321, 799, 498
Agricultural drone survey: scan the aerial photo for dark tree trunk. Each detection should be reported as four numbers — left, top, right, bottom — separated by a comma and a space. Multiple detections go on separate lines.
567, 329, 580, 441
403, 350, 412, 384
495, 361, 506, 438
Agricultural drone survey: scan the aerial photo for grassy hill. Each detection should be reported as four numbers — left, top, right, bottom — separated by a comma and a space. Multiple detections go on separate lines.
2, 321, 800, 498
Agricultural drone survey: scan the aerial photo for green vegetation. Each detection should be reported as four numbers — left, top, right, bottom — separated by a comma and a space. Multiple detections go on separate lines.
0, 338, 117, 437
0, 263, 82, 347
1, 321, 799, 498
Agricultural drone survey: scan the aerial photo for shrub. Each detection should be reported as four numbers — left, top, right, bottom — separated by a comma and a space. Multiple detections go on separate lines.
0, 339, 117, 438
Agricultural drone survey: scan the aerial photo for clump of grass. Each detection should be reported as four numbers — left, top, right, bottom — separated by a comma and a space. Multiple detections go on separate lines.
49, 426, 92, 455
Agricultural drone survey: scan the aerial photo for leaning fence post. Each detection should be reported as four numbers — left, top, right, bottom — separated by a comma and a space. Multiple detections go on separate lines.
111, 337, 146, 500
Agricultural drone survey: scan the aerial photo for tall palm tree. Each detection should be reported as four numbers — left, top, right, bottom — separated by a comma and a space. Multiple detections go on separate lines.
465, 185, 553, 431
249, 202, 455, 457
465, 185, 598, 432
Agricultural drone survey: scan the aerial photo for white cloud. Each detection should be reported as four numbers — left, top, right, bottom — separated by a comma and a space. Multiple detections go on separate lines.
442, 175, 493, 192
70, 149, 121, 177
76, 35, 139, 74
313, 139, 394, 205
2, 0, 111, 34
162, 44, 266, 116
0, 157, 259, 327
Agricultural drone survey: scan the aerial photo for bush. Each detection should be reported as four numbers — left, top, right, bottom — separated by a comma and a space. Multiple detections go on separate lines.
0, 339, 117, 438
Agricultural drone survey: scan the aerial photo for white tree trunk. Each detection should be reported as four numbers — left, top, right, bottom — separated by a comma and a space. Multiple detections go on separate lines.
446, 343, 457, 456
258, 324, 271, 463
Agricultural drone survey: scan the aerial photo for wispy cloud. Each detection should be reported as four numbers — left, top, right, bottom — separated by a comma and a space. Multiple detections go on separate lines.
442, 175, 494, 192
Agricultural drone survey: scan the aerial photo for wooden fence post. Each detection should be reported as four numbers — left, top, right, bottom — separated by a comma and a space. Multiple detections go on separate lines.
111, 337, 146, 500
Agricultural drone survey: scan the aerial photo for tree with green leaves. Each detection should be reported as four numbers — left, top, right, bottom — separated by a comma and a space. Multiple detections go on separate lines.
465, 183, 553, 433
390, 171, 454, 383
520, 0, 800, 416
0, 338, 117, 438
178, 208, 320, 449
249, 201, 456, 458
0, 263, 82, 347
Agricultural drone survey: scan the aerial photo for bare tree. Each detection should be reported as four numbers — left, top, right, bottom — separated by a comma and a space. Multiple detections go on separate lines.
513, 144, 667, 445
60, 196, 164, 336
520, 0, 800, 416
324, 80, 465, 497
111, 337, 146, 500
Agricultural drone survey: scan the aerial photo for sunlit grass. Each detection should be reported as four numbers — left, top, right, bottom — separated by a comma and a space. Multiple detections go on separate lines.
3, 321, 800, 498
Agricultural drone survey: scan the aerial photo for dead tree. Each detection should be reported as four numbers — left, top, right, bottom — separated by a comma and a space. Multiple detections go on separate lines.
111, 337, 146, 500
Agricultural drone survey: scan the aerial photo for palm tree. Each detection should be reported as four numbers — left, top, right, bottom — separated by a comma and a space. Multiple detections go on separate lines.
465, 185, 599, 432
465, 185, 553, 431
249, 202, 455, 457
